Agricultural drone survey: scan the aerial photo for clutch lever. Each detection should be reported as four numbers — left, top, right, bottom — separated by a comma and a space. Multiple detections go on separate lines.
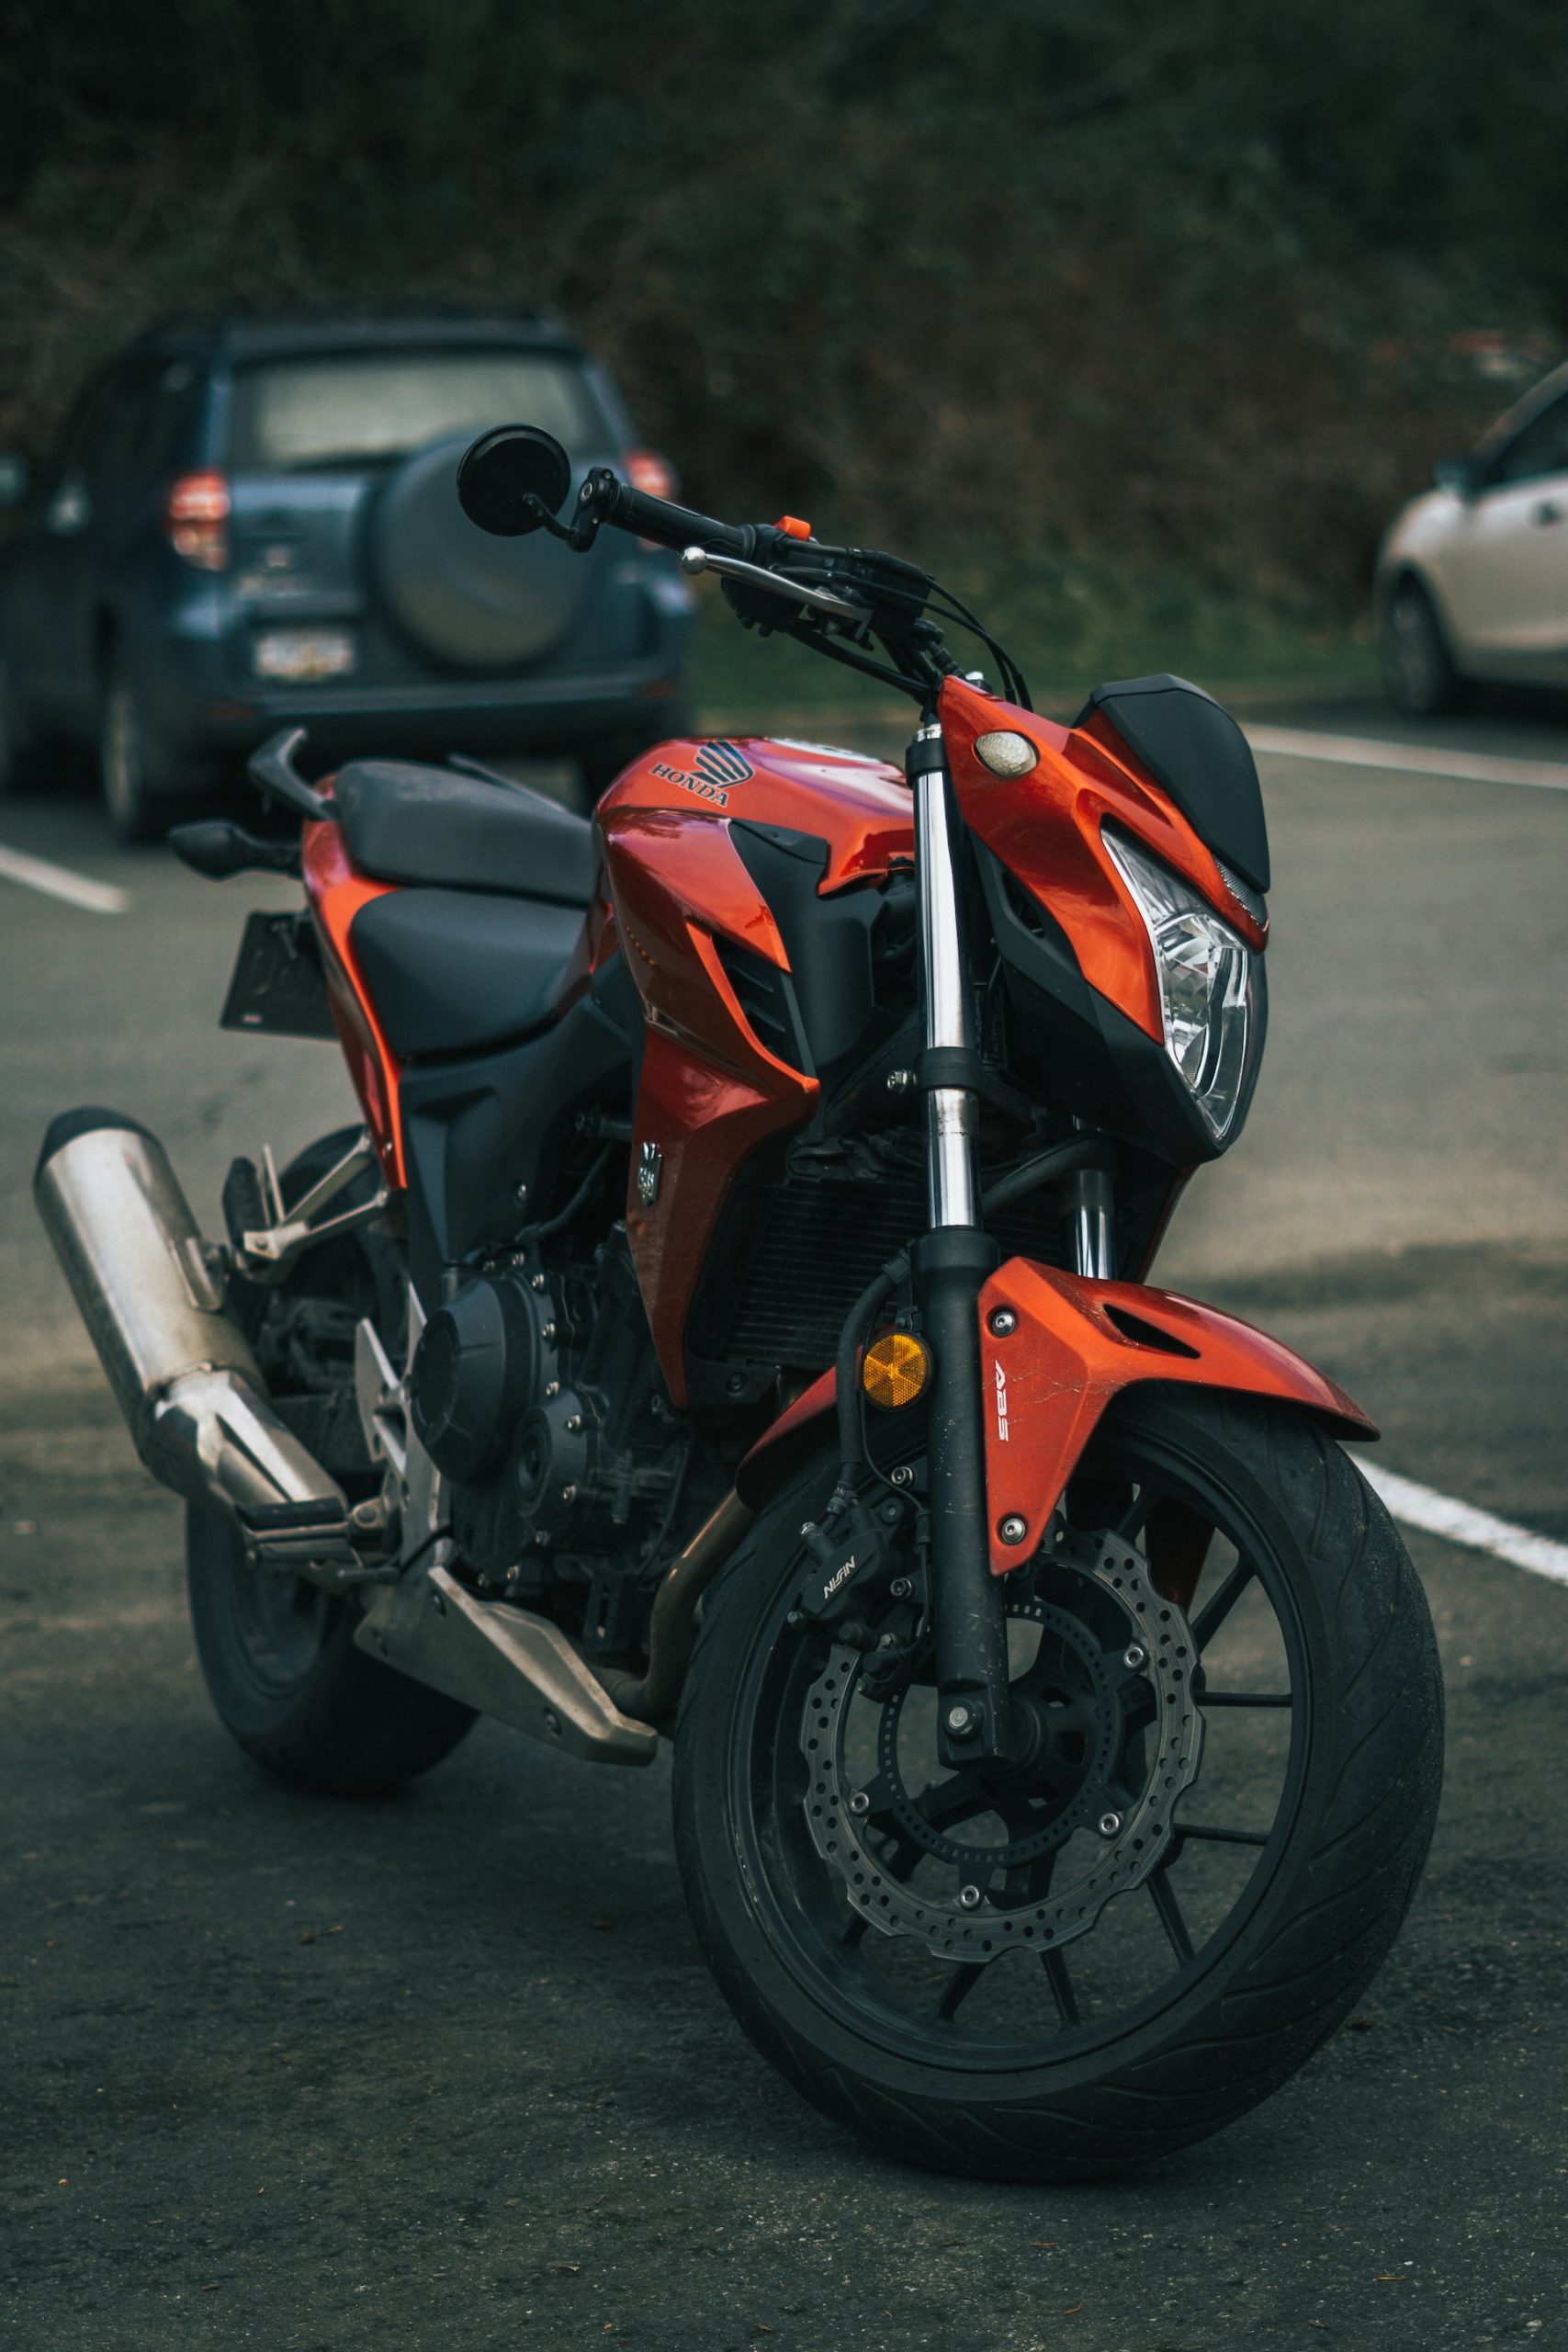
679, 546, 868, 623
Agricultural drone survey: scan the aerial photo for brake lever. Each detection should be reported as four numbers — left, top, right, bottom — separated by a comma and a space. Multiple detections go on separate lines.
679, 546, 868, 623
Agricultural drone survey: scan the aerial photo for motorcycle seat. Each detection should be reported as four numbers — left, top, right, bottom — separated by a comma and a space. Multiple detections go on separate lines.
333, 758, 597, 906
349, 886, 585, 1059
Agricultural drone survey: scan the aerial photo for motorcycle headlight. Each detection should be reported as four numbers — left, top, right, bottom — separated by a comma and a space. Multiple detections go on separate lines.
1102, 826, 1265, 1144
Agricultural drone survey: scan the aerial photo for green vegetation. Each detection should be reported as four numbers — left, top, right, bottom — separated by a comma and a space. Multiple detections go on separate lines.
692, 558, 1376, 736
4, 1, 1564, 623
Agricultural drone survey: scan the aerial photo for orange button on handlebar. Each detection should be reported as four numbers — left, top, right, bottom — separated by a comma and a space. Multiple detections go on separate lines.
775, 514, 812, 540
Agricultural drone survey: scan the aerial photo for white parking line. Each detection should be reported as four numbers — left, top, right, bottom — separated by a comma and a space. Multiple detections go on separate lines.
0, 841, 129, 915
1358, 1461, 1568, 1588
1246, 724, 1568, 793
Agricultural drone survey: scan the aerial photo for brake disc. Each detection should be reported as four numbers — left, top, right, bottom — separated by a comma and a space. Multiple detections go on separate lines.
798, 1526, 1204, 1964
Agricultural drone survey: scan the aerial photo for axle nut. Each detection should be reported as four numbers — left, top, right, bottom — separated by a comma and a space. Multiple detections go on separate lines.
945, 1702, 976, 1738
998, 1514, 1029, 1545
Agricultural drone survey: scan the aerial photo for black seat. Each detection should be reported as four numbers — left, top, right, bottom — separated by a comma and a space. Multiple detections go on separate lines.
333, 758, 598, 906
350, 888, 584, 1059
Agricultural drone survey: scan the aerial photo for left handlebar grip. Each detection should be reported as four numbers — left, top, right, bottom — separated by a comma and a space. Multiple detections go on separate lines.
584, 469, 751, 558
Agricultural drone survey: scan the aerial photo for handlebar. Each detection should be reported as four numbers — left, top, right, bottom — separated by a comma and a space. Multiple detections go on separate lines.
454, 424, 1028, 707
582, 470, 755, 560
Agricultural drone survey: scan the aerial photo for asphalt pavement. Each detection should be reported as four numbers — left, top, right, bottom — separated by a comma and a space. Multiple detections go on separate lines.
2, 695, 1566, 2350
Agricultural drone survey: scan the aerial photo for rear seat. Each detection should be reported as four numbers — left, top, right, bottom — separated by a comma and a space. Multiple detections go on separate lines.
333, 757, 597, 906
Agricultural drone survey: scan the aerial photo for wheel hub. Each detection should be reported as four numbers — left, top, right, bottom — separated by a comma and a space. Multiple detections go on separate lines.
799, 1526, 1204, 1963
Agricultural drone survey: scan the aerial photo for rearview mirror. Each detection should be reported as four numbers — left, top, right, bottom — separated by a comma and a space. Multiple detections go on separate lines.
1433, 455, 1482, 500
457, 426, 572, 537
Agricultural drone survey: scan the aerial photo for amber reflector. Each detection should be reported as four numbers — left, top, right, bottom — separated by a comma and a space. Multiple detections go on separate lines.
862, 1329, 931, 1409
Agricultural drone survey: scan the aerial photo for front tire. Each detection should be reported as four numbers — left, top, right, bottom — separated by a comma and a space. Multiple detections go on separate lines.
1382, 576, 1465, 715
674, 1391, 1443, 2179
99, 654, 196, 841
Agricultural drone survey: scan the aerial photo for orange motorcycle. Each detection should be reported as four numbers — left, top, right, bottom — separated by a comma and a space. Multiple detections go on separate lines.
36, 426, 1442, 2178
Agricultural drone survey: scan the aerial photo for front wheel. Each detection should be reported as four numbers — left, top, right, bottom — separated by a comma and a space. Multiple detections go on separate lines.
1382, 576, 1465, 715
674, 1391, 1443, 2179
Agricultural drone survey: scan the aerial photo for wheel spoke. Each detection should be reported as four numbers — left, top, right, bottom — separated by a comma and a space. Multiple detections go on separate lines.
1176, 1821, 1269, 1848
1147, 1866, 1195, 1962
1190, 1555, 1256, 1652
1041, 1947, 1079, 2027
934, 1963, 984, 2021
1197, 1689, 1292, 1709
1112, 1480, 1167, 1540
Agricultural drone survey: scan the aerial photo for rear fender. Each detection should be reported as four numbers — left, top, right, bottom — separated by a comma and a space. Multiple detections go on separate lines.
733, 1258, 1374, 1562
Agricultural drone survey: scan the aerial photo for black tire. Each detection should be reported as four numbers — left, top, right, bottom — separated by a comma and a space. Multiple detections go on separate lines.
186, 1507, 476, 1796
579, 715, 691, 801
674, 1390, 1443, 2180
0, 650, 44, 799
186, 1128, 476, 1795
98, 650, 197, 842
1382, 575, 1466, 715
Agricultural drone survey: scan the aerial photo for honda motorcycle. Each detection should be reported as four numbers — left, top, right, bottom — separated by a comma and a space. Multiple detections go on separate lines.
36, 425, 1443, 2180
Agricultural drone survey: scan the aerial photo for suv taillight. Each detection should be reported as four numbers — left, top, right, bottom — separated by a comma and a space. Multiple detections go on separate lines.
165, 472, 230, 571
623, 448, 677, 500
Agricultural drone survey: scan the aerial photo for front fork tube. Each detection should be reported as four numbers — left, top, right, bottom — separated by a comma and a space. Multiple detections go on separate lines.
908, 721, 1012, 1770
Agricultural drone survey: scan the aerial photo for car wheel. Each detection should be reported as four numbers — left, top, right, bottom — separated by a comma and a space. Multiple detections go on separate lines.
1382, 577, 1466, 716
0, 651, 41, 800
98, 657, 186, 842
579, 714, 691, 800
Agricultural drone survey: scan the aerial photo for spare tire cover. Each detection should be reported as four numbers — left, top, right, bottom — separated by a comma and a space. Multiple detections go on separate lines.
370, 431, 598, 671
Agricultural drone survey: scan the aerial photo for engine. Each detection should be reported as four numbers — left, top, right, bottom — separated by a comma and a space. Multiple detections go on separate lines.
410, 1229, 686, 1603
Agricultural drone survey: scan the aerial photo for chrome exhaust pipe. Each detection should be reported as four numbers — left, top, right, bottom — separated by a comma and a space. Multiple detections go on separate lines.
34, 1111, 358, 1577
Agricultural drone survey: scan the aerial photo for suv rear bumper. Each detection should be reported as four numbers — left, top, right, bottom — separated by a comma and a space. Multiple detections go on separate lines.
153, 652, 689, 763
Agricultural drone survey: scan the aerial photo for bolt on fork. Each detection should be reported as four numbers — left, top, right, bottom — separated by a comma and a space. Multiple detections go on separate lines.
906, 715, 1015, 1770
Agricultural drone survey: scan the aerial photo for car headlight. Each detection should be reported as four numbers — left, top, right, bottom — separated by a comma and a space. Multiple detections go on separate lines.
1102, 826, 1265, 1143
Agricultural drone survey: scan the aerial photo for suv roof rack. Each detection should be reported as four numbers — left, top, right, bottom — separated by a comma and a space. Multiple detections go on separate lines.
137, 310, 577, 360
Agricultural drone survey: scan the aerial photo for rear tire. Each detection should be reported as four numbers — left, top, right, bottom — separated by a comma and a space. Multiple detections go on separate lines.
1382, 576, 1466, 715
186, 1128, 476, 1795
99, 653, 197, 842
674, 1391, 1443, 2179
579, 715, 690, 800
0, 651, 43, 799
186, 1509, 476, 1797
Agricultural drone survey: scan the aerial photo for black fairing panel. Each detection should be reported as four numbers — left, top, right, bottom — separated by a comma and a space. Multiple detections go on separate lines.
1076, 673, 1270, 893
350, 888, 584, 1059
333, 758, 598, 904
974, 842, 1263, 1169
728, 821, 880, 1078
397, 963, 637, 1301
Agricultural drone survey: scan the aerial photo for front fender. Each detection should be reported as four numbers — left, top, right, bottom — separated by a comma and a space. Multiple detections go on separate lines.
978, 1261, 1374, 1572
733, 1258, 1374, 1559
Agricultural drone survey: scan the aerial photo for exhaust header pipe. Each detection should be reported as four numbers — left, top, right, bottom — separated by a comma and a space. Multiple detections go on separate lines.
34, 1111, 358, 1578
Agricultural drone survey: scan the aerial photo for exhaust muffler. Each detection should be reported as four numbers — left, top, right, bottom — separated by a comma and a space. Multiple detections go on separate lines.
34, 1110, 359, 1580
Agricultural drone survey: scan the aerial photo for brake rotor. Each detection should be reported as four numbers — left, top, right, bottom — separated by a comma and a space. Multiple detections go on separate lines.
798, 1526, 1204, 1963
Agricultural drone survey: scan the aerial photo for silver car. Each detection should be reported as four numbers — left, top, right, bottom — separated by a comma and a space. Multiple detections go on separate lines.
1377, 361, 1568, 711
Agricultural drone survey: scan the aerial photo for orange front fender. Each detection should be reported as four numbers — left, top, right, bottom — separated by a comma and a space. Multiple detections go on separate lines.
977, 1260, 1374, 1574
733, 1258, 1374, 1545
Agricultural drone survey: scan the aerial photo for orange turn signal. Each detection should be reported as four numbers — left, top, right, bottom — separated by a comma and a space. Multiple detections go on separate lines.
862, 1329, 931, 1410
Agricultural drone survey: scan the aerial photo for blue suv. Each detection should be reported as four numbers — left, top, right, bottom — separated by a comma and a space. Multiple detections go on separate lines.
0, 314, 693, 837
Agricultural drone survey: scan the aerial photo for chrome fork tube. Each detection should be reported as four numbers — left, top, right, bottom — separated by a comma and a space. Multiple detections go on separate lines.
908, 718, 1012, 1768
913, 721, 982, 1230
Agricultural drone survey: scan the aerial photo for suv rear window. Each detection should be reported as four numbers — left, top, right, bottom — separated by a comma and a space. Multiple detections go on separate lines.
230, 350, 604, 473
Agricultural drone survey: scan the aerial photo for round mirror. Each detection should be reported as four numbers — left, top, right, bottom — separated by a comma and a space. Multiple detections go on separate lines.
457, 425, 573, 537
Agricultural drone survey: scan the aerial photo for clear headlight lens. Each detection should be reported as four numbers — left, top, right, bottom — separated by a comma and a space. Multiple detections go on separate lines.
1103, 826, 1264, 1143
